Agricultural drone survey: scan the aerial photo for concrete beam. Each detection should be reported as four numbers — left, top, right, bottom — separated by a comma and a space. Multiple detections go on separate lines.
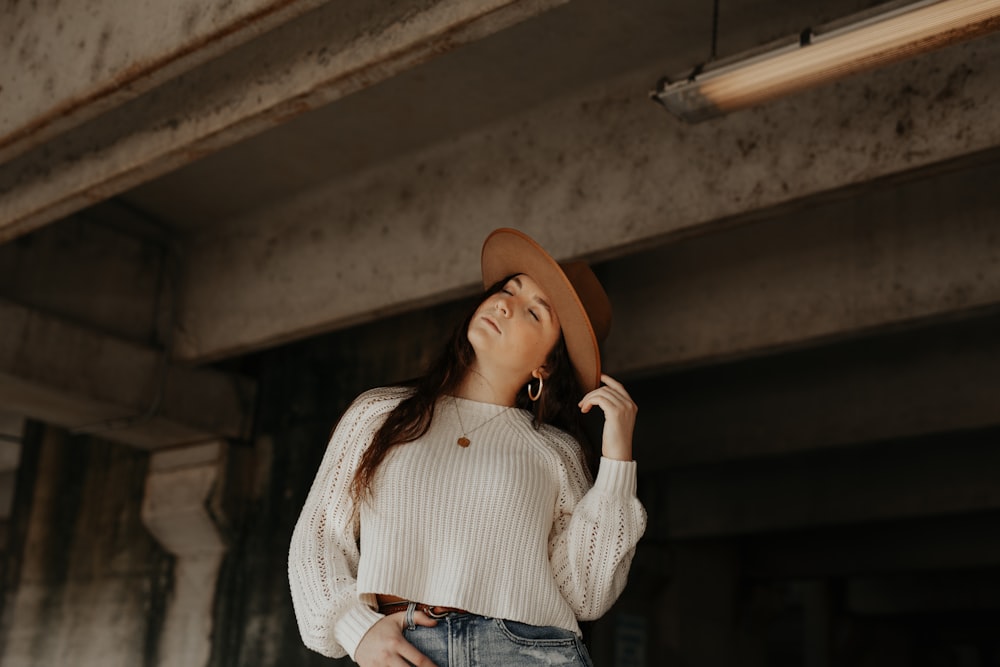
0, 0, 331, 164
630, 304, 1000, 469
0, 299, 254, 450
654, 428, 1000, 538
0, 0, 570, 243
0, 442, 20, 472
173, 33, 1000, 362
0, 411, 24, 444
603, 154, 1000, 377
0, 203, 168, 344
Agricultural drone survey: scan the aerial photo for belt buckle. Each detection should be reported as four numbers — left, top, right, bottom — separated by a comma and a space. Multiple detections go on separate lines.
424, 605, 452, 619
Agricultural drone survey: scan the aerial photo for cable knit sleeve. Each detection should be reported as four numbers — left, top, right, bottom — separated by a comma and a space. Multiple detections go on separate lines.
287, 387, 407, 659
546, 432, 647, 621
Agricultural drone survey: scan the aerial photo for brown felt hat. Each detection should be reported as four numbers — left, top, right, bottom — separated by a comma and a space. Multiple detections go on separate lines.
481, 228, 612, 392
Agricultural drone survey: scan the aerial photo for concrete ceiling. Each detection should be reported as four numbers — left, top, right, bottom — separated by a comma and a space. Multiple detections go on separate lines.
119, 0, 886, 232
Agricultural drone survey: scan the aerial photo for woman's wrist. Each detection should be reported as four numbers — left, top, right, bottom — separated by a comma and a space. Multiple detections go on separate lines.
601, 437, 633, 461
601, 447, 633, 462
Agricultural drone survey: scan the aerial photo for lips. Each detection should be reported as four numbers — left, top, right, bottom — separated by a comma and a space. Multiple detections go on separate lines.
481, 315, 501, 334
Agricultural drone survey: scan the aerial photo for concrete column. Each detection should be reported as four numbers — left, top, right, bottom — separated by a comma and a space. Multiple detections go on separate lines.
0, 411, 24, 552
141, 441, 227, 667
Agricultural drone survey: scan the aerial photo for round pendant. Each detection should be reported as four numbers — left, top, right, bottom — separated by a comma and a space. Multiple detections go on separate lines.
457, 436, 471, 448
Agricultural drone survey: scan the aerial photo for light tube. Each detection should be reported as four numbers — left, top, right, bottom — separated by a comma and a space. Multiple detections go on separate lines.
652, 0, 1000, 122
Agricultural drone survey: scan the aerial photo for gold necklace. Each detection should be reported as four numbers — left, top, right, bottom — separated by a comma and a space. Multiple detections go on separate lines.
451, 396, 510, 447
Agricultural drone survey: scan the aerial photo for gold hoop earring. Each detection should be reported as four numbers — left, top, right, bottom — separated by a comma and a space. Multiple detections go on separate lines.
528, 376, 543, 402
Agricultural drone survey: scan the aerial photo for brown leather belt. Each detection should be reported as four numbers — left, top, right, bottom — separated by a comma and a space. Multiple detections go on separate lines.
376, 594, 470, 618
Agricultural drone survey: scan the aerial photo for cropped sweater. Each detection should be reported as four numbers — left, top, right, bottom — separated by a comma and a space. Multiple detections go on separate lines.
288, 386, 647, 660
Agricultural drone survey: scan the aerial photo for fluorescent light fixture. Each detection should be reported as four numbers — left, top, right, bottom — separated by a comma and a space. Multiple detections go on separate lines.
652, 0, 1000, 122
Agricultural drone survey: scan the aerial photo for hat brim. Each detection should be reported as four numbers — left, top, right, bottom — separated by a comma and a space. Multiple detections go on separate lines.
481, 228, 601, 392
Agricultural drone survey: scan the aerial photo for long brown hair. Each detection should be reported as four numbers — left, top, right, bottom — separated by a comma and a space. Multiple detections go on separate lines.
350, 276, 596, 504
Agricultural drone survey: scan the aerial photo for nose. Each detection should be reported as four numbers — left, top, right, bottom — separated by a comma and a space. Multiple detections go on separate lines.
495, 295, 511, 317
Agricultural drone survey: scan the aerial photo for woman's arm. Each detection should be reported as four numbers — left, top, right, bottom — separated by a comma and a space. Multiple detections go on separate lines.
287, 389, 403, 659
548, 374, 647, 619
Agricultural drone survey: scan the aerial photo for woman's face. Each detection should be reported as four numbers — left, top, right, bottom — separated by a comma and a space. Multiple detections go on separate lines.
467, 274, 562, 381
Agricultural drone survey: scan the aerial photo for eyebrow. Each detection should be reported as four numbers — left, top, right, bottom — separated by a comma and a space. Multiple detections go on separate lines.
510, 276, 553, 317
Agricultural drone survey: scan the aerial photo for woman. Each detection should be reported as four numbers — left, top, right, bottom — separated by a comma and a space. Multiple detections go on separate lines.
289, 228, 646, 666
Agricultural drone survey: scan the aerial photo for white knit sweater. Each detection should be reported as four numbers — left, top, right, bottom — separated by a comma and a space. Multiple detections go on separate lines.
288, 386, 646, 660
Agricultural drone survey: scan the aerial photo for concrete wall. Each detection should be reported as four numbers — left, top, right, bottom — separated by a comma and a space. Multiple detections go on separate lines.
0, 425, 171, 667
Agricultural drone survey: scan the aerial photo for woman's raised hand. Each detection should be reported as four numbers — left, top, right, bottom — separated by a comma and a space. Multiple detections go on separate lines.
354, 611, 439, 667
578, 374, 637, 462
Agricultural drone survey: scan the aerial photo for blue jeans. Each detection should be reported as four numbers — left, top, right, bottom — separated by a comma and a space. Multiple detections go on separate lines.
401, 605, 594, 667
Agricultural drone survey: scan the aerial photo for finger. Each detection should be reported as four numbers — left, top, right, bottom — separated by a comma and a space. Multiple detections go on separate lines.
386, 610, 408, 628
578, 386, 609, 409
579, 390, 628, 413
387, 611, 439, 637
579, 392, 611, 414
599, 373, 630, 395
399, 641, 439, 667
582, 381, 630, 402
601, 373, 632, 400
410, 611, 439, 628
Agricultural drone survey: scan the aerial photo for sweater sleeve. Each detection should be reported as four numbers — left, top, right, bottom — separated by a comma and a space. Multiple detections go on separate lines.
287, 388, 406, 659
547, 437, 647, 621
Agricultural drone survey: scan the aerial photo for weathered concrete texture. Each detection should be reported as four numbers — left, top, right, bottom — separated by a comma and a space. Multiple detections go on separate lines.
603, 156, 1000, 375
0, 470, 14, 551
143, 442, 227, 556
0, 299, 255, 449
0, 0, 333, 164
0, 412, 22, 471
0, 470, 15, 523
0, 426, 171, 667
119, 0, 710, 232
143, 442, 227, 667
173, 32, 1000, 363
0, 204, 169, 344
122, 0, 875, 231
0, 0, 570, 243
0, 421, 37, 594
